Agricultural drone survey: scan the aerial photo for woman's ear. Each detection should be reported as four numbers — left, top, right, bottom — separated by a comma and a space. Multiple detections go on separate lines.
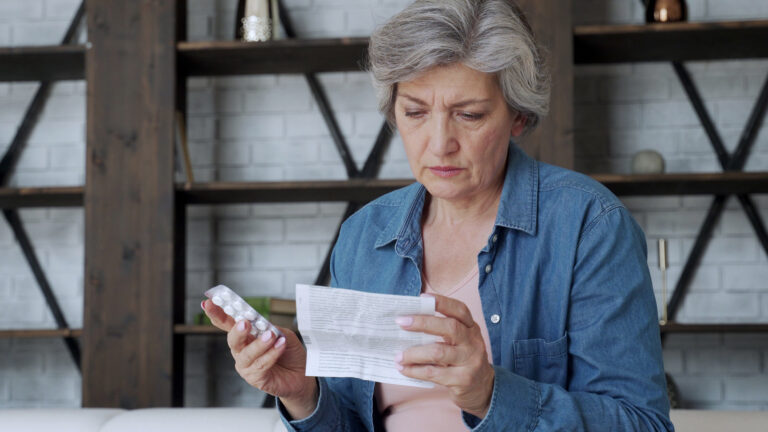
510, 113, 527, 137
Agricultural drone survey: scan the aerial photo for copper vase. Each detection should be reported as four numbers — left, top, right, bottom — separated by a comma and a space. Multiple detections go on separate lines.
645, 0, 688, 23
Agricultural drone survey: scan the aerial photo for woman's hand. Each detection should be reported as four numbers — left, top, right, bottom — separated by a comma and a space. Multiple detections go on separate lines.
202, 299, 318, 419
395, 294, 495, 418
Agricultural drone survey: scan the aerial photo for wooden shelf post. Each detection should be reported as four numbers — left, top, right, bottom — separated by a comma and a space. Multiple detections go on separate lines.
82, 0, 181, 408
515, 0, 574, 169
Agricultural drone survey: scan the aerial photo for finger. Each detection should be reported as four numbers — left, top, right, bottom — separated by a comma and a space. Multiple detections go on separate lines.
397, 314, 468, 345
242, 334, 288, 373
428, 294, 475, 328
236, 329, 280, 369
202, 299, 235, 331
227, 319, 255, 355
398, 363, 450, 387
399, 343, 466, 367
399, 363, 491, 397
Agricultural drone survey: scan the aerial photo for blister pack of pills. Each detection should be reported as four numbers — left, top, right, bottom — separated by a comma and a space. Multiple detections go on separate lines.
204, 285, 283, 339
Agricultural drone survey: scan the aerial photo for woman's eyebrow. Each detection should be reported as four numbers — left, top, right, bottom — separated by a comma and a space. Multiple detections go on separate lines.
398, 93, 428, 106
450, 98, 492, 108
398, 93, 491, 108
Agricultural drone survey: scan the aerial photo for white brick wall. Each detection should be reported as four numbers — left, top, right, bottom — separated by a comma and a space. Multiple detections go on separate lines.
3, 0, 768, 411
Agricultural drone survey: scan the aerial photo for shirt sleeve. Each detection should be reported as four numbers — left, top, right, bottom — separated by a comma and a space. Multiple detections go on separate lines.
462, 206, 674, 431
278, 377, 367, 432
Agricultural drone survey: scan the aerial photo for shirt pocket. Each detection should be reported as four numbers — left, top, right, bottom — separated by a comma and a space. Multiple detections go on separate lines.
512, 333, 568, 387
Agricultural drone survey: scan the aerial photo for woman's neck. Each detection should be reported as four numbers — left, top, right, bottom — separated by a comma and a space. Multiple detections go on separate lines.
423, 178, 504, 228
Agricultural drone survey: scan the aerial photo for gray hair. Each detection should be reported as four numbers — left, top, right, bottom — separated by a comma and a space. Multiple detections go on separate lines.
368, 0, 550, 133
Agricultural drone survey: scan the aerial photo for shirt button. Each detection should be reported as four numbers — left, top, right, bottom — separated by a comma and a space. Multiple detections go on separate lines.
485, 264, 492, 274
490, 314, 500, 324
492, 234, 498, 243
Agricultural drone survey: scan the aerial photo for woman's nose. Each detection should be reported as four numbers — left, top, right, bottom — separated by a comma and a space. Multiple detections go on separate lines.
427, 115, 458, 156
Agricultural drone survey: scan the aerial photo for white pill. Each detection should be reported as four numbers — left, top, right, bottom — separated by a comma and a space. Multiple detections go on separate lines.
233, 301, 245, 311
223, 305, 235, 316
255, 319, 268, 331
234, 314, 244, 322
221, 291, 232, 301
212, 296, 223, 306
244, 310, 257, 321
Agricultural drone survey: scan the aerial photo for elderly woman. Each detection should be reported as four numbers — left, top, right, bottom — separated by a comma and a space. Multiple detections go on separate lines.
202, 0, 674, 430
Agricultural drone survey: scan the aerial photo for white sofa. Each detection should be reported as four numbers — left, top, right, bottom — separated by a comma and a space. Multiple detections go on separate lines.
3, 408, 768, 431
2, 408, 288, 432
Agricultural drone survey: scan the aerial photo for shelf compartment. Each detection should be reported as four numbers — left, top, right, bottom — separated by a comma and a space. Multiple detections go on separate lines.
4, 21, 767, 80
177, 37, 369, 77
574, 20, 768, 64
0, 328, 82, 338
593, 172, 768, 196
0, 186, 84, 209
178, 179, 413, 204
0, 45, 86, 82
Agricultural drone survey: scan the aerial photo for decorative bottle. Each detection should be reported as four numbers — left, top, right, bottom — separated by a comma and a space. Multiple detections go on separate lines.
240, 0, 272, 42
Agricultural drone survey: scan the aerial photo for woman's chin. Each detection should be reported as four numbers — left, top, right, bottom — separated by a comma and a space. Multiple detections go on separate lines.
421, 180, 472, 202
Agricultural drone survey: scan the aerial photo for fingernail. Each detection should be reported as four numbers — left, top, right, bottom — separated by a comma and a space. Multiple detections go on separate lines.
395, 362, 404, 371
275, 337, 286, 348
237, 320, 246, 332
200, 300, 206, 310
261, 331, 272, 342
395, 316, 413, 327
394, 351, 403, 362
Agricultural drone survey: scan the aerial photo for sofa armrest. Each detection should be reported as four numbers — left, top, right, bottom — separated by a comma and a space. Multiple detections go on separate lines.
671, 409, 768, 432
2, 408, 124, 432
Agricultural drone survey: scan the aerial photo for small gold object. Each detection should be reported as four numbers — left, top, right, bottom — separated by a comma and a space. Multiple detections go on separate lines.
658, 239, 668, 325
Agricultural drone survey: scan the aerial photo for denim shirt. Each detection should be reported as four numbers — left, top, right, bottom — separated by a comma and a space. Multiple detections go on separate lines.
280, 144, 674, 431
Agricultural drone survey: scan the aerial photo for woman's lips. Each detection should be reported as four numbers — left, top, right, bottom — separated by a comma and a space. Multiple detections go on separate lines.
429, 166, 464, 178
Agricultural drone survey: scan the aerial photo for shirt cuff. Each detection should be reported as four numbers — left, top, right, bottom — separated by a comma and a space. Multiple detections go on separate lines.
462, 366, 541, 431
278, 378, 335, 431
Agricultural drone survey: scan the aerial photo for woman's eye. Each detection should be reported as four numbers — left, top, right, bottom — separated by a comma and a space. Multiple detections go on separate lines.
459, 112, 484, 121
405, 111, 425, 118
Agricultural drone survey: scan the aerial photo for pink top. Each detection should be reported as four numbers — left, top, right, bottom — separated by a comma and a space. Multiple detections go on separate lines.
375, 265, 493, 431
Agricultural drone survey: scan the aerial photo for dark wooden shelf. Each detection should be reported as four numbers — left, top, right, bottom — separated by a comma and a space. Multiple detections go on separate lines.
660, 323, 768, 333
574, 20, 768, 64
0, 45, 86, 82
0, 186, 84, 208
5, 323, 765, 338
176, 322, 768, 336
593, 172, 768, 196
0, 328, 82, 338
177, 37, 369, 77
4, 173, 768, 209
178, 179, 414, 204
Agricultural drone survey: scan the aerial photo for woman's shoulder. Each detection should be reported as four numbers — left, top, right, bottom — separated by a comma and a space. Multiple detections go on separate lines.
536, 161, 624, 214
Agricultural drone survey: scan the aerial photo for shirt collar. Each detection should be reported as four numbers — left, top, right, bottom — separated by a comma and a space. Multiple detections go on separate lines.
375, 143, 539, 250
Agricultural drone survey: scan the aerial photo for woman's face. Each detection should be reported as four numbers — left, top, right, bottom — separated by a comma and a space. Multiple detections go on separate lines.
395, 63, 526, 203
